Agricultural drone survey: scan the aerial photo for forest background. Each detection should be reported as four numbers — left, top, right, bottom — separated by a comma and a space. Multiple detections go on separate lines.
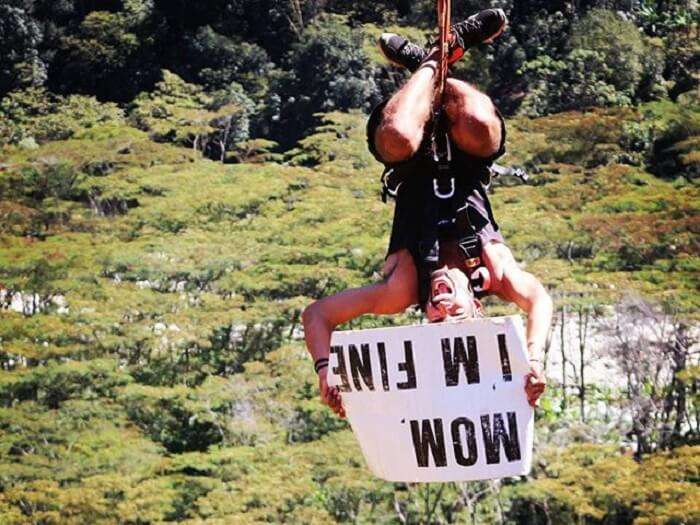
0, 0, 698, 523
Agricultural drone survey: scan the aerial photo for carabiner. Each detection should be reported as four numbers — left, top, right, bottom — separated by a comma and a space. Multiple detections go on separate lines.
433, 177, 455, 199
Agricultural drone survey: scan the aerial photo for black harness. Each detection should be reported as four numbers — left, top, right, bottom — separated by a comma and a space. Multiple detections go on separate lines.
380, 120, 486, 301
381, 116, 528, 303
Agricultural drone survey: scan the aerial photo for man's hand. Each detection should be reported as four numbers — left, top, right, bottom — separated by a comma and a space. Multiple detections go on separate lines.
318, 367, 346, 418
525, 359, 546, 407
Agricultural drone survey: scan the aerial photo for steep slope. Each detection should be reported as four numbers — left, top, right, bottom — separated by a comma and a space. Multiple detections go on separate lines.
0, 99, 698, 522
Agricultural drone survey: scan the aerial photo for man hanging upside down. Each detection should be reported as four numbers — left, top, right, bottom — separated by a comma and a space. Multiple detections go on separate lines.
303, 9, 552, 418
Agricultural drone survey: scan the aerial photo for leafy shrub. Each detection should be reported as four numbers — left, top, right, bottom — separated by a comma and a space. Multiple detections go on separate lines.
637, 37, 669, 101
0, 159, 91, 234
650, 111, 700, 180
0, 258, 69, 312
520, 10, 646, 116
664, 25, 700, 99
201, 319, 289, 376
129, 70, 254, 161
0, 359, 131, 409
636, 0, 699, 37
0, 88, 124, 145
506, 444, 700, 525
286, 403, 348, 443
121, 380, 233, 453
9, 162, 83, 203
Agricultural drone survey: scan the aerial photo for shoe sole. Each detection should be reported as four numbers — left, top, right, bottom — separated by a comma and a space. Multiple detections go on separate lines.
459, 9, 508, 46
377, 37, 419, 70
379, 47, 409, 69
483, 9, 508, 43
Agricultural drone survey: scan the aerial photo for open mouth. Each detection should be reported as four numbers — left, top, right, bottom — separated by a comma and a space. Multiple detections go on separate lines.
427, 272, 469, 321
426, 267, 483, 322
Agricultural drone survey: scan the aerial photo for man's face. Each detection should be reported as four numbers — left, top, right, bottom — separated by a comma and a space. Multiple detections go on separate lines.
425, 266, 481, 322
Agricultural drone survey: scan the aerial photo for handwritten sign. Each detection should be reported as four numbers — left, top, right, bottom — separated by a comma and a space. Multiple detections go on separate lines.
328, 315, 533, 482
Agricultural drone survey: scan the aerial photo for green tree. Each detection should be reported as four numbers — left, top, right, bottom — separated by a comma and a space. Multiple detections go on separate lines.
49, 7, 159, 101
519, 9, 647, 115
0, 4, 46, 97
130, 70, 254, 161
182, 26, 273, 98
571, 9, 646, 97
270, 15, 380, 146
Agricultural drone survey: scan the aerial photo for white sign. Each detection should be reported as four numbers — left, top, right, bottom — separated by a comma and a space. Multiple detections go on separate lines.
328, 315, 533, 483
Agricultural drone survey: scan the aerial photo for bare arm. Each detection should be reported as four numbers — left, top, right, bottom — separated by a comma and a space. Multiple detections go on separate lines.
482, 242, 553, 356
483, 242, 553, 406
500, 268, 553, 360
302, 250, 418, 416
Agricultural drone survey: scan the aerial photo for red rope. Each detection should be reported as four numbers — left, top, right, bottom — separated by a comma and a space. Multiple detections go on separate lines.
435, 0, 451, 111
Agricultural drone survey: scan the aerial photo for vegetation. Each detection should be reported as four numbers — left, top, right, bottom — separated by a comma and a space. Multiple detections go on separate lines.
0, 1, 698, 523
1, 0, 698, 145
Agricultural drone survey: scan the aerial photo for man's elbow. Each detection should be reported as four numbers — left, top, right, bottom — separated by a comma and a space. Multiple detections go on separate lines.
302, 301, 329, 332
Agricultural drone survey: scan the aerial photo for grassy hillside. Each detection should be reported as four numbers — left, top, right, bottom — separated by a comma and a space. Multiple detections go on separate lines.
0, 92, 698, 522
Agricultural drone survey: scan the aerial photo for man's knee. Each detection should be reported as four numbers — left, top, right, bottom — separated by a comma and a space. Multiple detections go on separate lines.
372, 255, 418, 314
469, 104, 501, 141
446, 87, 502, 158
374, 117, 422, 163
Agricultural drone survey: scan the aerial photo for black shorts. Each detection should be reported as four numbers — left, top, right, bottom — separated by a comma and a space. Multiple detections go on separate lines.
386, 182, 505, 263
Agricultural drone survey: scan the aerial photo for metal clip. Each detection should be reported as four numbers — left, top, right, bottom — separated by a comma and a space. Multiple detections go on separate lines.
433, 177, 455, 199
386, 181, 402, 198
431, 132, 452, 163
381, 168, 402, 200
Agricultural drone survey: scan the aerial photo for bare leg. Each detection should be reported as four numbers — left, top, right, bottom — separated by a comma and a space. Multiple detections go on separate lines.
373, 51, 440, 163
444, 78, 503, 158
375, 62, 503, 163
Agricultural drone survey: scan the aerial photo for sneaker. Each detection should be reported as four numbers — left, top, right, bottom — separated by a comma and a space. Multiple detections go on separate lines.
447, 8, 507, 63
378, 33, 428, 72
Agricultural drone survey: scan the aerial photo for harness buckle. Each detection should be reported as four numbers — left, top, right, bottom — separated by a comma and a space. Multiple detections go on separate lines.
458, 236, 480, 259
433, 177, 455, 199
381, 168, 402, 202
431, 132, 452, 164
464, 257, 481, 269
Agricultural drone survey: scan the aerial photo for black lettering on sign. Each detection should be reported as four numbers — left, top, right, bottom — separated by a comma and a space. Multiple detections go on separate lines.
410, 419, 447, 467
451, 417, 478, 467
497, 334, 512, 382
397, 341, 417, 390
377, 342, 390, 391
480, 412, 521, 464
330, 345, 351, 392
348, 344, 374, 391
441, 336, 480, 386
